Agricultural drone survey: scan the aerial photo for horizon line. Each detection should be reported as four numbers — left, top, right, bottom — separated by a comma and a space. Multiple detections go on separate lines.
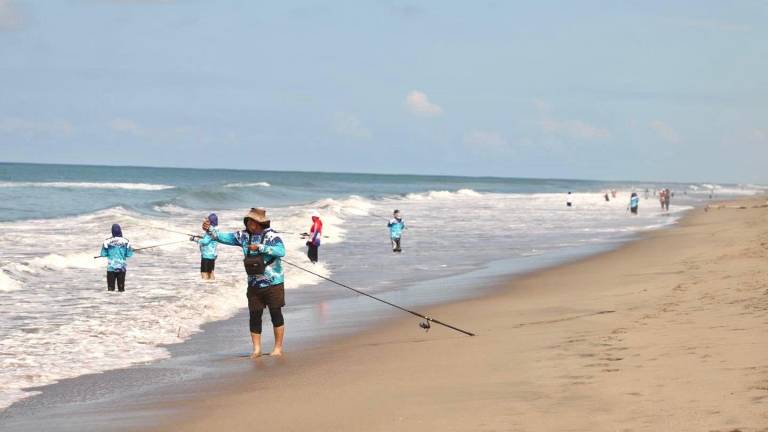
0, 160, 753, 187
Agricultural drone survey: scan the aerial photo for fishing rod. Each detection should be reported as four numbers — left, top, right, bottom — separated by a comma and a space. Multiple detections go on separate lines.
139, 225, 199, 237
281, 258, 475, 337
93, 239, 191, 258
371, 213, 415, 228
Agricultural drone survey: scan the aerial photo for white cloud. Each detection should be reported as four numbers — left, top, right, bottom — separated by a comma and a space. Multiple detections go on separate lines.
649, 120, 681, 144
534, 100, 609, 141
332, 112, 371, 139
108, 118, 219, 144
464, 130, 508, 151
752, 128, 767, 143
533, 98, 551, 112
0, 118, 74, 136
539, 118, 610, 140
669, 17, 751, 33
110, 118, 143, 135
0, 0, 21, 31
405, 90, 443, 117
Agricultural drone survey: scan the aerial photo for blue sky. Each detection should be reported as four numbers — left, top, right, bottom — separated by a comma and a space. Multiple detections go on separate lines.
0, 1, 765, 183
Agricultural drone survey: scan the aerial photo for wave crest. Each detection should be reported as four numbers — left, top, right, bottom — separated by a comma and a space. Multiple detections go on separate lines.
224, 182, 271, 188
404, 188, 483, 200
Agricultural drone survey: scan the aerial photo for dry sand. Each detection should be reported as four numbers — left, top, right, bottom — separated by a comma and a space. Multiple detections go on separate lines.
151, 198, 768, 432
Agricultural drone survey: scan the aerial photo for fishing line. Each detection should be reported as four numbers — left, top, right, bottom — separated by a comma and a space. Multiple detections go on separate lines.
93, 239, 191, 258
142, 224, 328, 239
137, 225, 199, 237
281, 258, 475, 337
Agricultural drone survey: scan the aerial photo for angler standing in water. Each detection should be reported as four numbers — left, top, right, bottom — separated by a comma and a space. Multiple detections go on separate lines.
628, 192, 640, 215
302, 212, 323, 264
204, 208, 286, 357
193, 213, 219, 280
99, 224, 133, 292
388, 209, 406, 253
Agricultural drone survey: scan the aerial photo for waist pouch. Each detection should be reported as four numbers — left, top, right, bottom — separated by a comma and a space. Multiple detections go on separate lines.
243, 255, 274, 276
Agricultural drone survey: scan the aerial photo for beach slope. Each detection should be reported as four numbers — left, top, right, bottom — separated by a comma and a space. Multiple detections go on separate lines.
157, 199, 768, 432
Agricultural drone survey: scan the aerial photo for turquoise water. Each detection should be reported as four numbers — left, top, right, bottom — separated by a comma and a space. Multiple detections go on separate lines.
0, 162, 725, 221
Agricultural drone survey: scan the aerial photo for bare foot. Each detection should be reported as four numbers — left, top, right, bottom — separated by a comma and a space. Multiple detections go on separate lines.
270, 348, 283, 356
250, 351, 262, 359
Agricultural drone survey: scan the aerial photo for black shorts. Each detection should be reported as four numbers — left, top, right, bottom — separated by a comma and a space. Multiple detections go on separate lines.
247, 283, 285, 310
200, 258, 216, 273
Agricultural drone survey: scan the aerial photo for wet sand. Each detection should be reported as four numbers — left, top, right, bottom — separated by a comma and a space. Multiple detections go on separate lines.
149, 197, 768, 431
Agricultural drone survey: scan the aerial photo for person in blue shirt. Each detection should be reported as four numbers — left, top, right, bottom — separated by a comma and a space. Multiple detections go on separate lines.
203, 208, 286, 358
99, 223, 133, 292
387, 209, 406, 253
193, 213, 219, 280
629, 192, 640, 215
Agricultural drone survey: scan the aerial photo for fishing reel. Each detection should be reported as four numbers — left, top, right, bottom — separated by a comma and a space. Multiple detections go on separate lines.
419, 319, 431, 332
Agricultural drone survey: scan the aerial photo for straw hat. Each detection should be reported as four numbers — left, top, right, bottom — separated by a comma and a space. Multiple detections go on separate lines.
243, 208, 269, 226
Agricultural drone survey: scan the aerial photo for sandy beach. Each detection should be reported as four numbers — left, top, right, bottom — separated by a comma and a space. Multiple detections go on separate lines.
145, 197, 768, 432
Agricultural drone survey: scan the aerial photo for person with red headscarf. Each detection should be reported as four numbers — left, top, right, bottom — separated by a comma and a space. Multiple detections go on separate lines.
304, 213, 323, 263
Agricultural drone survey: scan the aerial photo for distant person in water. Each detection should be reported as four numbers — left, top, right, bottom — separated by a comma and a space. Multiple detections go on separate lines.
99, 224, 133, 292
628, 192, 640, 215
388, 210, 406, 253
658, 189, 666, 210
611, 189, 617, 198
192, 213, 219, 280
302, 212, 323, 263
566, 192, 573, 207
604, 192, 610, 202
664, 188, 671, 211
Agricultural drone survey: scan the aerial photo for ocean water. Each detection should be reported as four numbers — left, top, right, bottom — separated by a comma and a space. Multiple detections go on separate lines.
0, 162, 764, 411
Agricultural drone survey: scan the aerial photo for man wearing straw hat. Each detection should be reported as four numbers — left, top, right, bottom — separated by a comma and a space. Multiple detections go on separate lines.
203, 208, 286, 357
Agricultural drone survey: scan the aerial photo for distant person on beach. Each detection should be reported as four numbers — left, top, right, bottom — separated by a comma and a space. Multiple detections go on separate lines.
659, 189, 666, 210
192, 213, 219, 280
664, 188, 671, 211
566, 192, 573, 207
388, 209, 406, 253
611, 189, 617, 198
302, 213, 323, 263
604, 192, 610, 202
204, 208, 286, 357
99, 223, 133, 292
628, 192, 639, 215
644, 188, 649, 199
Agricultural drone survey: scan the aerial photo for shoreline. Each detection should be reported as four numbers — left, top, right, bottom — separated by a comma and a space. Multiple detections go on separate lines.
1, 197, 765, 431
0, 222, 631, 431
148, 197, 768, 431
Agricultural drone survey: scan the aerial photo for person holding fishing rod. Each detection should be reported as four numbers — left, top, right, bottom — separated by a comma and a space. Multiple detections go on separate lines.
190, 213, 219, 280
388, 209, 406, 253
202, 208, 286, 358
301, 212, 322, 264
99, 224, 133, 292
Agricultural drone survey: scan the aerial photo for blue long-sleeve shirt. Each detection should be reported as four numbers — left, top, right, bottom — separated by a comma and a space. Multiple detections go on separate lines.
198, 227, 218, 260
99, 236, 133, 272
213, 228, 285, 288
388, 218, 405, 239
